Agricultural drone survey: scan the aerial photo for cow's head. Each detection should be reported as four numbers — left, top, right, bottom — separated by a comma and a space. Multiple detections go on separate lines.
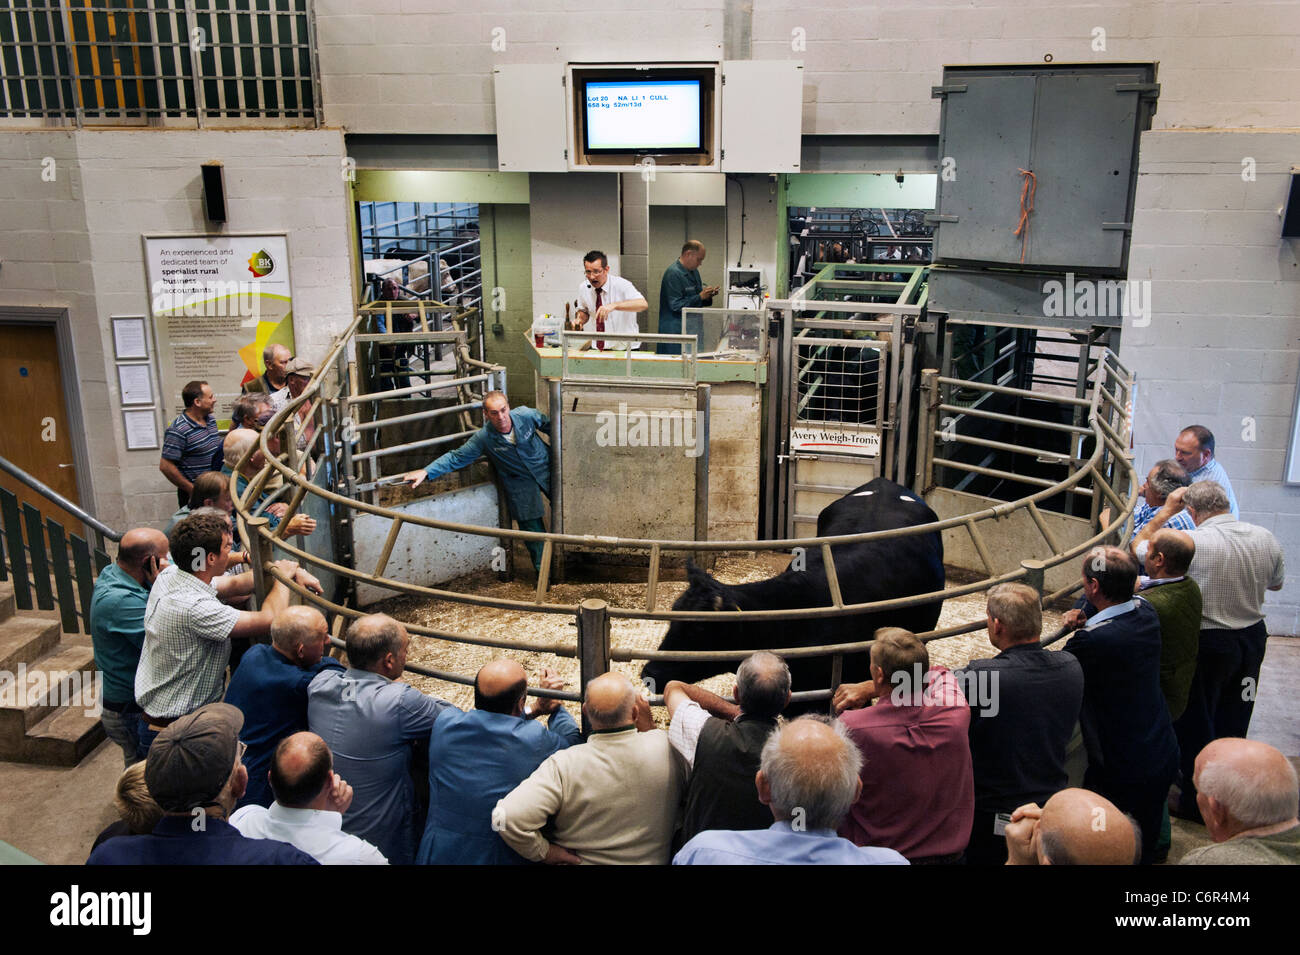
640, 563, 743, 694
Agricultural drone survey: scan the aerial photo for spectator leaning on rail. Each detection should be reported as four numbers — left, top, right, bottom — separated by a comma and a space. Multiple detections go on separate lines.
1141, 481, 1285, 822
224, 606, 344, 809
159, 379, 225, 509
949, 583, 1085, 866
402, 390, 553, 573
133, 508, 322, 759
493, 672, 686, 865
307, 613, 460, 866
223, 428, 316, 536
417, 659, 579, 865
1174, 424, 1238, 517
1128, 458, 1195, 543
664, 651, 789, 848
833, 628, 974, 864
1003, 788, 1137, 866
231, 731, 388, 865
88, 703, 318, 866
89, 527, 170, 767
1181, 738, 1300, 865
675, 716, 908, 865
1060, 546, 1178, 864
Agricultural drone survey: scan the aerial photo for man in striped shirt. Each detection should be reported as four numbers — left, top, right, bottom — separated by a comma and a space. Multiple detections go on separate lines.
160, 380, 225, 508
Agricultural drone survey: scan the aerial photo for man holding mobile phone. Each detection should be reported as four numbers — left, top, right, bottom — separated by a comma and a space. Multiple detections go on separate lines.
90, 527, 173, 766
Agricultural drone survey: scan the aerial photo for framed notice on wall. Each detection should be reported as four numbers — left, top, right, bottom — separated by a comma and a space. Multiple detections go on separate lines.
142, 233, 296, 430
123, 409, 160, 451
112, 316, 149, 359
1285, 358, 1300, 486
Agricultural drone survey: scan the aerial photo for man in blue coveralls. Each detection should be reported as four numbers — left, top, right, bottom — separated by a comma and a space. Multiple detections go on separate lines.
402, 391, 552, 571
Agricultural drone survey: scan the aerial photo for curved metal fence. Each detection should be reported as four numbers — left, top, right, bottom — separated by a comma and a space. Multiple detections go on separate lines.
234, 308, 1138, 707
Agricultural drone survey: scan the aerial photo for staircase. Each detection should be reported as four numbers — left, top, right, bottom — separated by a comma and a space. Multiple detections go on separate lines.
0, 581, 105, 765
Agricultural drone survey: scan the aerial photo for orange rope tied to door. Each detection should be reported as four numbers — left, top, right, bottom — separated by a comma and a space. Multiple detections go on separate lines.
1013, 168, 1036, 263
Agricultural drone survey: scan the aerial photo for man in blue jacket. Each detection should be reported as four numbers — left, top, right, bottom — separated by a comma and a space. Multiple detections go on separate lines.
417, 659, 580, 864
1061, 546, 1179, 865
402, 391, 552, 570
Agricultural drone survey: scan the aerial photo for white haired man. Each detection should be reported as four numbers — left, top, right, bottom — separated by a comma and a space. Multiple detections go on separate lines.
674, 716, 907, 865
1182, 738, 1300, 864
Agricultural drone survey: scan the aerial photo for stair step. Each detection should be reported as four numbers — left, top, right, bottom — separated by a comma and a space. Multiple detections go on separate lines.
22, 706, 106, 767
0, 583, 14, 624
0, 616, 61, 672
0, 644, 98, 734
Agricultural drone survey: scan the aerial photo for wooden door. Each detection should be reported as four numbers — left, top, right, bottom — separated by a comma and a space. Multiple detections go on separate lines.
0, 324, 85, 534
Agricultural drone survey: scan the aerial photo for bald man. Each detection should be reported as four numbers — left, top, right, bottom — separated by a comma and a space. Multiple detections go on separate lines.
658, 239, 719, 354
224, 606, 345, 809
230, 732, 387, 864
1182, 739, 1300, 864
90, 528, 171, 766
243, 342, 292, 397
1004, 788, 1137, 865
307, 614, 459, 865
675, 717, 908, 865
494, 672, 686, 865
417, 659, 579, 865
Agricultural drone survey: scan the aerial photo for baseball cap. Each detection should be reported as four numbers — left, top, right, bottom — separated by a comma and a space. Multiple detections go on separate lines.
145, 703, 245, 812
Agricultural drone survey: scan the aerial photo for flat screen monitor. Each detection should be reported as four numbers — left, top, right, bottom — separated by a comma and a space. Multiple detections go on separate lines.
583, 78, 703, 153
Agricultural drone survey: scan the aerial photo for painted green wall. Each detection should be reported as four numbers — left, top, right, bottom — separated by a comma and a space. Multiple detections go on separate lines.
480, 203, 536, 407
785, 173, 937, 209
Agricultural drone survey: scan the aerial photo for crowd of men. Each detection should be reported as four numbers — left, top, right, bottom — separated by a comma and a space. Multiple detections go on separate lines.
99, 393, 1296, 866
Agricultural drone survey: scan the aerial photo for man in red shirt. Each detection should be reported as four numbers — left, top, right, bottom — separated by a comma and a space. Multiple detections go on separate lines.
836, 627, 974, 863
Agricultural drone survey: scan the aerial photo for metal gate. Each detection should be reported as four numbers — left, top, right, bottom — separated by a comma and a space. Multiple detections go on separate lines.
785, 332, 890, 538
765, 263, 933, 538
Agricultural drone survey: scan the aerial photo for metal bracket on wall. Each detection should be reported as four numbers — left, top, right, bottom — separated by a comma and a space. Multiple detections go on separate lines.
931, 84, 968, 98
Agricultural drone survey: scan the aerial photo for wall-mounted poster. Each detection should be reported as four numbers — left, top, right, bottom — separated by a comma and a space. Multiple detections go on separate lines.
143, 233, 295, 430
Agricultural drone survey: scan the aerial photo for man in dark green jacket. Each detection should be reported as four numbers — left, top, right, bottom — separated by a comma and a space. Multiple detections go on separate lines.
658, 239, 719, 354
1138, 528, 1202, 722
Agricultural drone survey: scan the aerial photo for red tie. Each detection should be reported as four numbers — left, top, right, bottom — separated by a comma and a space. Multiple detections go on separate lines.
594, 287, 604, 350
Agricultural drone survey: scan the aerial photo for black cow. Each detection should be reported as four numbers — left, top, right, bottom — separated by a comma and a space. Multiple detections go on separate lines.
642, 476, 945, 711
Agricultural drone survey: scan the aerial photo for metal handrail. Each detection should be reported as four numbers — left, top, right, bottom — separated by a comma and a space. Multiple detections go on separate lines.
235, 312, 1137, 704
0, 454, 122, 547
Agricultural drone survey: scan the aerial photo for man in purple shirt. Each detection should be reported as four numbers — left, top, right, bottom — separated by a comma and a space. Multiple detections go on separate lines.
674, 717, 907, 865
835, 627, 974, 863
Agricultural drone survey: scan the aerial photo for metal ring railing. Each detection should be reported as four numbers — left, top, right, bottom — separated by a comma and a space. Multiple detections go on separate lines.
234, 309, 1138, 706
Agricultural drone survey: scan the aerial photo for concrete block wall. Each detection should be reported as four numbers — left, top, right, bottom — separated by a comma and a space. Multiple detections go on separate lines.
0, 129, 356, 532
1124, 129, 1300, 635
316, 1, 1300, 137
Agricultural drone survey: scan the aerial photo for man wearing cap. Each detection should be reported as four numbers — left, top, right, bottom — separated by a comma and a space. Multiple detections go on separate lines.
87, 703, 319, 865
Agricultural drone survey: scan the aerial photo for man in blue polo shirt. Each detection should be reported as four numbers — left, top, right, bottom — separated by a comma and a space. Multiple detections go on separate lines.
87, 703, 317, 865
224, 605, 344, 808
402, 391, 552, 571
159, 380, 225, 508
89, 527, 171, 766
1174, 425, 1238, 518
